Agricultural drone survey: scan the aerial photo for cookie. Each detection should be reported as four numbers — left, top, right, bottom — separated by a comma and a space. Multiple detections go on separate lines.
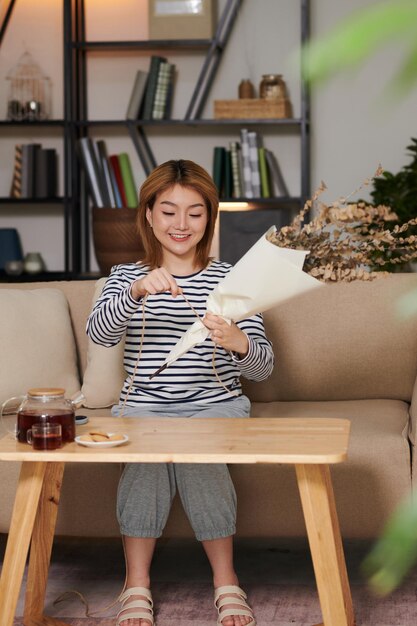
88, 429, 109, 437
91, 433, 109, 442
78, 434, 94, 442
109, 433, 124, 441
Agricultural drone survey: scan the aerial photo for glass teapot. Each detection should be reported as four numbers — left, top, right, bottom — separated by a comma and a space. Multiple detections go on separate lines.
1, 387, 76, 443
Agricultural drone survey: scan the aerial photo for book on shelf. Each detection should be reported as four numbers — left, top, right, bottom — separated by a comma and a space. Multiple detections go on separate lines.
152, 61, 174, 120
118, 153, 138, 208
229, 141, 242, 199
212, 147, 233, 200
96, 140, 117, 208
77, 137, 106, 208
247, 131, 261, 198
35, 148, 58, 198
91, 141, 111, 207
212, 146, 226, 196
265, 148, 289, 197
126, 69, 149, 120
164, 64, 176, 119
107, 158, 123, 208
142, 55, 167, 121
237, 142, 245, 198
223, 149, 233, 199
21, 143, 41, 198
240, 129, 253, 198
109, 155, 128, 207
258, 146, 270, 198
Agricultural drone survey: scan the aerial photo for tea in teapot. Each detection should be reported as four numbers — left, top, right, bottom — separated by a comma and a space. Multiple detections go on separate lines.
1, 387, 75, 443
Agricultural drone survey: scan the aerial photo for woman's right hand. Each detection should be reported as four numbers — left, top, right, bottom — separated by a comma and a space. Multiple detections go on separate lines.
131, 268, 182, 301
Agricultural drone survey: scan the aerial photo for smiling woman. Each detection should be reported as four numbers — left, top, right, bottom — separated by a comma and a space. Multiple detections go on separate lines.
86, 158, 274, 626
136, 159, 219, 272
145, 184, 209, 277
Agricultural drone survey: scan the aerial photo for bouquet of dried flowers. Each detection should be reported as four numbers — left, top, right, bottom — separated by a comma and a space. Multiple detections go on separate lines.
268, 166, 417, 282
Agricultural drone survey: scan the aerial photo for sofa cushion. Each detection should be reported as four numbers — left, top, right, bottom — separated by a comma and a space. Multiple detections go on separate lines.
243, 274, 417, 403
0, 288, 81, 407
0, 279, 98, 380
80, 278, 126, 408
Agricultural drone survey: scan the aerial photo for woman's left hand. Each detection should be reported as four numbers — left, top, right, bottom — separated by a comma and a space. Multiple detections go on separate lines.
203, 312, 249, 358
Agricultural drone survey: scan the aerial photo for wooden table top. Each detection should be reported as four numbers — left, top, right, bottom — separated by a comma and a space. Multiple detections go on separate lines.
0, 417, 350, 465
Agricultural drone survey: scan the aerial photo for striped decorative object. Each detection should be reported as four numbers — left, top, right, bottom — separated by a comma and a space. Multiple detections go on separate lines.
11, 144, 23, 198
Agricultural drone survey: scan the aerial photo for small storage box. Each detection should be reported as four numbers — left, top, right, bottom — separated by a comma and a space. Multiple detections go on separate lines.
214, 98, 292, 119
149, 0, 216, 40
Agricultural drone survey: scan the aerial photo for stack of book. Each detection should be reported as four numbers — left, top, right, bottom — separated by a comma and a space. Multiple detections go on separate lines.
126, 55, 176, 121
10, 143, 58, 199
212, 129, 289, 200
77, 138, 138, 208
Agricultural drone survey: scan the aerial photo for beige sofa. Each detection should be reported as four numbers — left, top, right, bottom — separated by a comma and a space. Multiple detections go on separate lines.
1, 274, 417, 539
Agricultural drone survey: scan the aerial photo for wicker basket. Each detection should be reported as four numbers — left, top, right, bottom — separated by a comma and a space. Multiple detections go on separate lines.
92, 207, 144, 275
214, 98, 292, 119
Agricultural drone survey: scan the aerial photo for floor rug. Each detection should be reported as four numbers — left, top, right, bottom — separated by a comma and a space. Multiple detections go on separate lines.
8, 536, 417, 625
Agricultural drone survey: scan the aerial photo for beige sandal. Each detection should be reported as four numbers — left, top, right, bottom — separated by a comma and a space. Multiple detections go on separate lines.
117, 586, 155, 626
214, 585, 256, 626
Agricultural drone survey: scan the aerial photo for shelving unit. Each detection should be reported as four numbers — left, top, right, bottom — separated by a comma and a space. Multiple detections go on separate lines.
1, 0, 310, 277
68, 0, 310, 272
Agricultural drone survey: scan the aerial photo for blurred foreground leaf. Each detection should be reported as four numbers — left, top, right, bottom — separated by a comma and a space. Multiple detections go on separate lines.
362, 495, 417, 594
301, 0, 417, 95
398, 287, 417, 318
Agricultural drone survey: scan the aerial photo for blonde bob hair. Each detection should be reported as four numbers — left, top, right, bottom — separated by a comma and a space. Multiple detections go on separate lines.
136, 159, 219, 269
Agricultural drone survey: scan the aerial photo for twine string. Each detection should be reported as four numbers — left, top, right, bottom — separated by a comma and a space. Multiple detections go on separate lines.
119, 294, 148, 418
53, 588, 119, 618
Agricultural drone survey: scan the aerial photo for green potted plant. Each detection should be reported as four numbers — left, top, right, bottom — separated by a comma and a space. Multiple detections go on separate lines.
371, 138, 417, 227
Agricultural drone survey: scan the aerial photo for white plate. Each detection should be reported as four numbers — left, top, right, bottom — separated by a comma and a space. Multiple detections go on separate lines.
75, 433, 129, 448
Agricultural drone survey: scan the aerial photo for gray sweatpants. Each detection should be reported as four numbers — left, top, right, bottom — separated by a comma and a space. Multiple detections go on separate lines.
112, 395, 250, 541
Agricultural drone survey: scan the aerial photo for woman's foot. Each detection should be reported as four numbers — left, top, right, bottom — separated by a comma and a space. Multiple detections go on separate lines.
214, 585, 256, 626
117, 585, 154, 626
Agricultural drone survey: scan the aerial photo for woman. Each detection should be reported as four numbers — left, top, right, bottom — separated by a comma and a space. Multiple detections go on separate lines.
87, 159, 274, 626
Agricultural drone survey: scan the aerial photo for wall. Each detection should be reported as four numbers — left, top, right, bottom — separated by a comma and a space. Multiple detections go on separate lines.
309, 0, 417, 204
0, 0, 415, 271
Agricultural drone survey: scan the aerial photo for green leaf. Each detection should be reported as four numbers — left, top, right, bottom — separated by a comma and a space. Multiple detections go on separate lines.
301, 0, 417, 85
362, 495, 417, 595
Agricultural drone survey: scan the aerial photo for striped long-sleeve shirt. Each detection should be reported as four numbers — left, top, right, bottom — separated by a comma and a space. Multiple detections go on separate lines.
86, 260, 274, 405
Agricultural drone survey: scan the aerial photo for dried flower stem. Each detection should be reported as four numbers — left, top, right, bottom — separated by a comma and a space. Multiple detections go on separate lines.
268, 168, 417, 282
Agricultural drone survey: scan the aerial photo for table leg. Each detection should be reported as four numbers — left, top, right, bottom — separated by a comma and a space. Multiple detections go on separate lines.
0, 461, 47, 626
295, 463, 355, 626
23, 462, 67, 626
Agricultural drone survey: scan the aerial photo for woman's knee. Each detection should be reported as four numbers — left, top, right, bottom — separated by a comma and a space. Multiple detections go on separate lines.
117, 462, 176, 534
174, 464, 237, 538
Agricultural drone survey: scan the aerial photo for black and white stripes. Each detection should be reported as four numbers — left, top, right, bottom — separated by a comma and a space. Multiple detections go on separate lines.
86, 261, 274, 405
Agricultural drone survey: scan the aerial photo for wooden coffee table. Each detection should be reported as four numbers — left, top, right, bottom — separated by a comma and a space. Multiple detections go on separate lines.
0, 416, 354, 626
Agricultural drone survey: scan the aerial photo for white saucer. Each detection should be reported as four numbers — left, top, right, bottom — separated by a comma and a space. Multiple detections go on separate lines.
75, 433, 129, 448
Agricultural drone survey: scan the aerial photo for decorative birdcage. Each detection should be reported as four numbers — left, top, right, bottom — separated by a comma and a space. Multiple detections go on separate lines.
6, 51, 51, 121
